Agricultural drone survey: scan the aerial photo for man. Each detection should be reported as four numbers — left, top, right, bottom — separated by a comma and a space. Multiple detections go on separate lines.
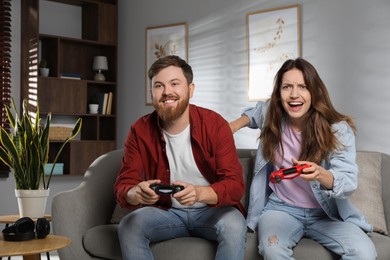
115, 55, 246, 260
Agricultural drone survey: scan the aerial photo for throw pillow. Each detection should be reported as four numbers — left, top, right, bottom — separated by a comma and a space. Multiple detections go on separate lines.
349, 151, 388, 235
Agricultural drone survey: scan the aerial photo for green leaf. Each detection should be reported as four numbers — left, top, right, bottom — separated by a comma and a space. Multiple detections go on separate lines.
0, 145, 12, 167
45, 117, 82, 188
1, 98, 82, 190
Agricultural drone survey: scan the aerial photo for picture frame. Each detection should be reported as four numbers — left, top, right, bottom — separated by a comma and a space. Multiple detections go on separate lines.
145, 23, 188, 105
247, 5, 301, 101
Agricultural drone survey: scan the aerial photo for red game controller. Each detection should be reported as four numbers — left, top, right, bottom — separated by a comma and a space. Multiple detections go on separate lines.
269, 163, 311, 183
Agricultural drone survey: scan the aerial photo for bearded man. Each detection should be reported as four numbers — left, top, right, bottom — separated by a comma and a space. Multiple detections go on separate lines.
115, 55, 247, 260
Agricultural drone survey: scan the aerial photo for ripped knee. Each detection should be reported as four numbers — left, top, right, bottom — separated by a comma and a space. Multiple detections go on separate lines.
267, 235, 279, 246
258, 235, 281, 256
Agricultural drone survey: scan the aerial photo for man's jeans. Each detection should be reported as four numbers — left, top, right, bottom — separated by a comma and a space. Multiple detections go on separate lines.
118, 206, 247, 260
257, 193, 377, 260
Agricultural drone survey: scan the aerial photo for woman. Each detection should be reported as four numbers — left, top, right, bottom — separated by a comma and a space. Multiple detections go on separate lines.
230, 58, 376, 259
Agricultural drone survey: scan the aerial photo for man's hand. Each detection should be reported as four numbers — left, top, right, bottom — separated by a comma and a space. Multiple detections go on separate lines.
172, 181, 218, 206
125, 180, 161, 206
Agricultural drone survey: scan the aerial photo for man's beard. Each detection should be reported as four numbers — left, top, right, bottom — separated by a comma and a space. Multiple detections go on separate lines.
153, 94, 190, 122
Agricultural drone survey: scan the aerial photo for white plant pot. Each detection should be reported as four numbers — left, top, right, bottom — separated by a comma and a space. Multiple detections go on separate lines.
15, 189, 50, 218
89, 104, 99, 114
39, 68, 49, 77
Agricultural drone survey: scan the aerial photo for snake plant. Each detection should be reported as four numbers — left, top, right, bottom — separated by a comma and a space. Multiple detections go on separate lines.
0, 99, 82, 189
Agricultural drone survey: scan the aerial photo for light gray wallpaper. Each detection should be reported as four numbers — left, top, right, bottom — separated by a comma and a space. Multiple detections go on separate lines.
117, 0, 390, 153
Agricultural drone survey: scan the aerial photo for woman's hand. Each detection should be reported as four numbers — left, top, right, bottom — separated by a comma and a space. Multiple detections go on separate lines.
292, 159, 334, 189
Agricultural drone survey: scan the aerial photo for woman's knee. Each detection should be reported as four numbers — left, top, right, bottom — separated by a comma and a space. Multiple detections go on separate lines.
258, 234, 294, 258
346, 238, 377, 260
256, 211, 302, 258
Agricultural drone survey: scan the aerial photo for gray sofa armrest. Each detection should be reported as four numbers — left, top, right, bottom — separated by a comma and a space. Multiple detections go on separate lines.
381, 152, 390, 235
52, 149, 123, 260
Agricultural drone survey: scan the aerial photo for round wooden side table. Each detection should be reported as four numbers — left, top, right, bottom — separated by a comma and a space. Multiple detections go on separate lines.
0, 215, 70, 260
0, 215, 52, 225
0, 234, 71, 260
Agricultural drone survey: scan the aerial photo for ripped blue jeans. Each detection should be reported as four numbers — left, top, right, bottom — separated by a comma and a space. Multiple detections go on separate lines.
257, 193, 377, 260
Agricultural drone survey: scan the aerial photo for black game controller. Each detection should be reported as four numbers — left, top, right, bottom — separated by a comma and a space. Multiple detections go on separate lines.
149, 184, 185, 194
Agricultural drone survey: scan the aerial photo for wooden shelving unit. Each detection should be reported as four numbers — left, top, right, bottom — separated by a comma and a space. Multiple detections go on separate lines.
21, 0, 118, 176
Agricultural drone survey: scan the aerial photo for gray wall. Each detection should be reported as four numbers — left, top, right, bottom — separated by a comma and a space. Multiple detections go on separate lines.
1, 0, 389, 215
117, 0, 390, 152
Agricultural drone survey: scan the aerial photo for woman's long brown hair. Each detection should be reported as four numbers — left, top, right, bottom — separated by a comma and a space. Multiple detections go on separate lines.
261, 58, 356, 164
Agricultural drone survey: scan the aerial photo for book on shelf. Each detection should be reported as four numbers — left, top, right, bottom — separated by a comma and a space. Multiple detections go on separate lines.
96, 93, 105, 114
106, 92, 113, 115
60, 72, 82, 80
102, 93, 109, 114
96, 92, 113, 115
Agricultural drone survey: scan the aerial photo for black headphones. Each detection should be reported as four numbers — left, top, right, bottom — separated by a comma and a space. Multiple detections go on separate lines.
2, 217, 50, 241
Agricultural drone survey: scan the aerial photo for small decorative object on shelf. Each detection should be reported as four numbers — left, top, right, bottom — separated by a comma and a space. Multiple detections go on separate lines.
39, 58, 49, 77
88, 94, 99, 114
89, 104, 99, 114
49, 125, 77, 141
92, 56, 108, 81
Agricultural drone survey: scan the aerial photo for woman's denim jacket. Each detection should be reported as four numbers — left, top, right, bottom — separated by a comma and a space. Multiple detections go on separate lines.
243, 100, 372, 233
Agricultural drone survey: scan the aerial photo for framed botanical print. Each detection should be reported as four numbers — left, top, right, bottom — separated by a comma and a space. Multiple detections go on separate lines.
145, 23, 188, 105
247, 5, 301, 101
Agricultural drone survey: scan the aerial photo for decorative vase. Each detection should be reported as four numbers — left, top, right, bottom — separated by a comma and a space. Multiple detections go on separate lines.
89, 104, 99, 114
39, 68, 49, 77
15, 189, 50, 218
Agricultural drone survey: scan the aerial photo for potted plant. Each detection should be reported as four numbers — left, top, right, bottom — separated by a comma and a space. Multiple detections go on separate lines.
39, 58, 49, 77
0, 99, 82, 217
88, 94, 99, 114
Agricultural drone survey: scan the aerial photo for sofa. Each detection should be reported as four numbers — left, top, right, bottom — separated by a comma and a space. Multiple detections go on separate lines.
52, 149, 390, 259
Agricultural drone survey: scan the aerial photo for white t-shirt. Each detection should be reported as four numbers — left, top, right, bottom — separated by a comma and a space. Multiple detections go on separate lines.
163, 125, 210, 208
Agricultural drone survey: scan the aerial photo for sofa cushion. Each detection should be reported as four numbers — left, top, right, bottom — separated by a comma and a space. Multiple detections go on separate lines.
84, 224, 122, 260
84, 225, 219, 260
151, 237, 217, 260
239, 157, 253, 209
349, 151, 388, 235
111, 204, 133, 224
369, 232, 390, 258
